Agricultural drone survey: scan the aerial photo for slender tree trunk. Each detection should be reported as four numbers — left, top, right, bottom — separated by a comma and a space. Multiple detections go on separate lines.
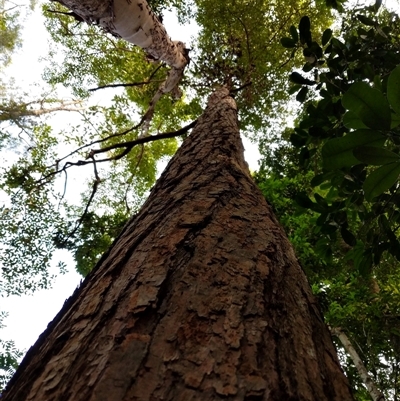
331, 327, 384, 401
3, 88, 354, 401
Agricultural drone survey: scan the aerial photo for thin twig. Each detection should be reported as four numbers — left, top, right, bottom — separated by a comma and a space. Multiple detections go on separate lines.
64, 156, 101, 243
88, 79, 164, 92
88, 64, 164, 91
230, 81, 252, 94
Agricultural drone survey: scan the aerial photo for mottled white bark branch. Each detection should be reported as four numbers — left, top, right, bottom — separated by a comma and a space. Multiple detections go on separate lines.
56, 0, 188, 68
331, 327, 385, 401
56, 0, 189, 132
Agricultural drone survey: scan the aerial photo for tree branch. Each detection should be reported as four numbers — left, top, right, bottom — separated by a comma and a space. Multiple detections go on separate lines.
40, 120, 198, 184
88, 79, 164, 92
88, 64, 164, 92
88, 119, 197, 158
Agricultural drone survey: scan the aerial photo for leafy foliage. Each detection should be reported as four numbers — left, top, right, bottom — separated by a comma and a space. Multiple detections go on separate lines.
279, 4, 400, 272
0, 312, 23, 392
255, 3, 400, 398
192, 0, 333, 133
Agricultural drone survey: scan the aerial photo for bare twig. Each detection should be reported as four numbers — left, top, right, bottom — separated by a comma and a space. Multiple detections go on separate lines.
124, 145, 145, 214
64, 156, 101, 243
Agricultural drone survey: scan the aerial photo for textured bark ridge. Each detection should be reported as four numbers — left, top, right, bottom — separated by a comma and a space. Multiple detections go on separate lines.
4, 88, 354, 401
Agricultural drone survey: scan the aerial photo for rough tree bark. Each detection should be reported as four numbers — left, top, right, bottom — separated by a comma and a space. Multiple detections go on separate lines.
3, 88, 354, 401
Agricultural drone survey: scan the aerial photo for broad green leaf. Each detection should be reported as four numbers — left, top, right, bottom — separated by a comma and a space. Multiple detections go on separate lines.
343, 111, 368, 129
391, 112, 400, 128
321, 28, 332, 46
387, 65, 400, 115
363, 162, 400, 201
353, 146, 400, 165
281, 37, 297, 48
342, 82, 391, 130
322, 130, 386, 170
289, 84, 302, 95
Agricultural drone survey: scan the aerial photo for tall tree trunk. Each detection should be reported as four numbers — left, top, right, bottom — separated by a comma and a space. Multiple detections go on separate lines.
3, 88, 354, 401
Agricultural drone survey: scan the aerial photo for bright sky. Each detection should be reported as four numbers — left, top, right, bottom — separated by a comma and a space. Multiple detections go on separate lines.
2, 0, 399, 363
0, 1, 262, 354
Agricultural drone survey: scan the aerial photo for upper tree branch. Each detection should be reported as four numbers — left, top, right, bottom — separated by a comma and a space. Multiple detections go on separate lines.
40, 119, 198, 184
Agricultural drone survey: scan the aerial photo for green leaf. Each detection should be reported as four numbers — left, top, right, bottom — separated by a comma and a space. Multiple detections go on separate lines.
290, 133, 307, 147
342, 82, 391, 130
295, 192, 314, 208
296, 86, 308, 103
299, 16, 312, 45
391, 112, 400, 129
281, 37, 297, 48
343, 111, 368, 129
289, 25, 298, 42
359, 253, 373, 277
353, 146, 400, 165
289, 84, 302, 95
321, 28, 332, 46
322, 130, 386, 170
302, 62, 314, 72
387, 66, 400, 115
289, 72, 315, 86
357, 14, 375, 26
341, 227, 357, 246
363, 162, 400, 201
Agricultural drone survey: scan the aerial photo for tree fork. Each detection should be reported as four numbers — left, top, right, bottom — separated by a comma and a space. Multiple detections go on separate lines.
3, 88, 354, 400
